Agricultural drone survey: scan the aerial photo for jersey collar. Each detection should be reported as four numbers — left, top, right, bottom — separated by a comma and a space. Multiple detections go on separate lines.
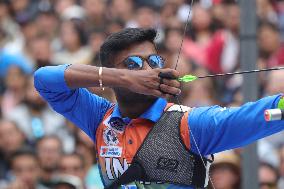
109, 98, 167, 124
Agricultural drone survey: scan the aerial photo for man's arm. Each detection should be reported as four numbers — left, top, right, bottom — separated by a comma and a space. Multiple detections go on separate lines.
34, 64, 181, 140
62, 64, 181, 97
188, 95, 284, 155
34, 64, 112, 140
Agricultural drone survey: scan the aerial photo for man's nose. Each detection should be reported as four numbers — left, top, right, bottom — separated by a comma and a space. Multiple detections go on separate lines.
142, 60, 152, 70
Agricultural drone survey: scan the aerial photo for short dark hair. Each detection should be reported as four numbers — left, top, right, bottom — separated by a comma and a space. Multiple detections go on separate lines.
35, 135, 63, 153
9, 147, 37, 168
60, 152, 85, 169
99, 28, 157, 67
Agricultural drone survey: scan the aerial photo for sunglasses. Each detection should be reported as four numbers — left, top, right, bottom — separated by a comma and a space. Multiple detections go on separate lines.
122, 54, 165, 70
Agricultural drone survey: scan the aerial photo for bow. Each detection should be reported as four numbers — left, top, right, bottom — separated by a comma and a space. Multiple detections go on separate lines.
171, 0, 217, 188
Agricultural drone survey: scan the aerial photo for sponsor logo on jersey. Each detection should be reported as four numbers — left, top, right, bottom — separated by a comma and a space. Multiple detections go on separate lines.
109, 118, 125, 133
100, 146, 122, 157
105, 158, 129, 180
103, 128, 119, 146
121, 185, 138, 189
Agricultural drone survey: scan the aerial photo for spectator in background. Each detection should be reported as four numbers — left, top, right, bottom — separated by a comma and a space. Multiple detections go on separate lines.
104, 19, 125, 36
75, 130, 104, 189
1, 65, 27, 116
204, 2, 241, 104
0, 52, 31, 108
182, 67, 218, 106
0, 119, 27, 181
17, 16, 39, 59
257, 139, 280, 169
54, 0, 77, 18
256, 0, 278, 24
164, 27, 184, 58
109, 0, 133, 26
0, 51, 32, 79
276, 0, 284, 41
60, 2, 86, 21
51, 174, 84, 189
210, 2, 225, 30
58, 153, 85, 188
209, 150, 241, 189
258, 21, 274, 69
9, 0, 38, 24
52, 19, 92, 65
278, 144, 284, 188
34, 9, 60, 52
0, 0, 24, 53
259, 162, 279, 189
5, 148, 47, 189
207, 2, 240, 74
36, 136, 63, 188
258, 22, 283, 68
265, 70, 284, 97
128, 5, 158, 28
183, 3, 213, 67
82, 0, 107, 31
159, 1, 179, 28
28, 34, 55, 69
6, 76, 65, 143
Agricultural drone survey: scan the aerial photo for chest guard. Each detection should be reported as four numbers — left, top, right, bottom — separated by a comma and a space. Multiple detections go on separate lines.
106, 107, 213, 189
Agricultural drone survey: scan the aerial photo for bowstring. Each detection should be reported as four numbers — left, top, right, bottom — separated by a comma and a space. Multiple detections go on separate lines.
173, 1, 216, 188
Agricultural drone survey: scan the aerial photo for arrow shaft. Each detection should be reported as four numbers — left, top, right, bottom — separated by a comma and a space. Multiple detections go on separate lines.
197, 67, 284, 79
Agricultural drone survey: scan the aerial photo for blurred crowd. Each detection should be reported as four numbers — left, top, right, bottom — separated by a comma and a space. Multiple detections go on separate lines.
1, 0, 284, 188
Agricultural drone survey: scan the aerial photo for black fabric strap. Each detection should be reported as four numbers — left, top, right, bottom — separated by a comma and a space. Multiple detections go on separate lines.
105, 161, 145, 189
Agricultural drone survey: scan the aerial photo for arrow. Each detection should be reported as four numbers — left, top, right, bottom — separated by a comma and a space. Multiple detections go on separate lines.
178, 67, 284, 82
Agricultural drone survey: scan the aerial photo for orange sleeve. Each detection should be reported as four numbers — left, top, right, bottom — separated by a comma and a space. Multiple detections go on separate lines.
180, 111, 190, 149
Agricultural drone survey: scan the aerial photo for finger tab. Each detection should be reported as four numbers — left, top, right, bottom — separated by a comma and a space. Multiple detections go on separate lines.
158, 72, 177, 80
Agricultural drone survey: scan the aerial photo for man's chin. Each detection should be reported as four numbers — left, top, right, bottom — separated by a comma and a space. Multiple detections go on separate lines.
132, 93, 157, 102
114, 89, 158, 104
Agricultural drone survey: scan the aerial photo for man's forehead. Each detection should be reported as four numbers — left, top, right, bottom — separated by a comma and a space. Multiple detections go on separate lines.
115, 41, 157, 62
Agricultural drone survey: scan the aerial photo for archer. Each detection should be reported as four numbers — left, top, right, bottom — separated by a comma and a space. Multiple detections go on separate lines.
34, 28, 284, 189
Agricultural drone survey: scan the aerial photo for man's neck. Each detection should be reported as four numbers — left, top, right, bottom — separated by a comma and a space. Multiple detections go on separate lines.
117, 99, 156, 119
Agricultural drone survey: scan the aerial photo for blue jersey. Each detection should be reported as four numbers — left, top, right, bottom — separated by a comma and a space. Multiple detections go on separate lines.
34, 64, 284, 188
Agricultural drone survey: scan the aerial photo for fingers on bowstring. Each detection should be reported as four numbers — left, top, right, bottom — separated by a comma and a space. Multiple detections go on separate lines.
158, 69, 181, 97
159, 84, 181, 96
162, 79, 181, 89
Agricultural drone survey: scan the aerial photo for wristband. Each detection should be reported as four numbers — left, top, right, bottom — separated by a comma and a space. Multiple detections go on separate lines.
99, 67, 104, 91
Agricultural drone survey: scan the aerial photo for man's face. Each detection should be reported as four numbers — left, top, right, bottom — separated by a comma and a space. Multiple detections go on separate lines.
259, 165, 278, 189
12, 155, 40, 188
210, 164, 239, 189
37, 138, 62, 171
112, 41, 159, 103
25, 77, 46, 110
0, 121, 24, 155
58, 155, 85, 180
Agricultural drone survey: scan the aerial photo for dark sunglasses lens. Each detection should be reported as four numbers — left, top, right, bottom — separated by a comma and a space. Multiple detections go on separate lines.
124, 56, 143, 70
148, 55, 164, 68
